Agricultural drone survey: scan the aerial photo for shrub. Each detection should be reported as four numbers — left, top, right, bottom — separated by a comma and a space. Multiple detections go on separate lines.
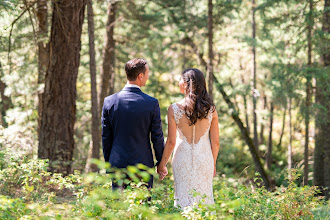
0, 150, 328, 219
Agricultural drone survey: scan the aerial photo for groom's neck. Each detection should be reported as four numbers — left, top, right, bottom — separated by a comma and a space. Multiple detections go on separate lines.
127, 80, 142, 87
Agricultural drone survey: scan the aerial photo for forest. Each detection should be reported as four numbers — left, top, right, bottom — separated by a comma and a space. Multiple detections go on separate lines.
0, 0, 329, 219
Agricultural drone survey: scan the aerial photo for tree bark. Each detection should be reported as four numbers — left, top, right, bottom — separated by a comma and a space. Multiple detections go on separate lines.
288, 97, 292, 179
99, 1, 117, 115
314, 0, 330, 199
260, 94, 267, 146
266, 102, 274, 170
36, 0, 49, 133
252, 0, 259, 152
207, 0, 214, 98
38, 0, 87, 175
277, 105, 286, 149
304, 0, 313, 186
182, 0, 187, 71
322, 0, 330, 201
85, 0, 100, 173
0, 62, 13, 128
241, 76, 250, 135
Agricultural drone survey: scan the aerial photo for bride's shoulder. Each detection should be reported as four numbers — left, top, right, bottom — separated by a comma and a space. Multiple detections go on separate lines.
168, 101, 183, 113
169, 101, 185, 111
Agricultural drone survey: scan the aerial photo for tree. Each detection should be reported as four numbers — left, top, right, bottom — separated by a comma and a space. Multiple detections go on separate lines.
266, 102, 274, 169
207, 0, 214, 98
241, 75, 250, 136
36, 0, 48, 133
288, 97, 292, 179
99, 1, 117, 115
38, 0, 87, 175
85, 0, 100, 173
0, 62, 13, 127
252, 0, 259, 152
314, 0, 330, 199
277, 105, 286, 149
304, 0, 313, 186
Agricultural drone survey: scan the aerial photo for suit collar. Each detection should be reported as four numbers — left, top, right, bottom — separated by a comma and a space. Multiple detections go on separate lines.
122, 87, 142, 92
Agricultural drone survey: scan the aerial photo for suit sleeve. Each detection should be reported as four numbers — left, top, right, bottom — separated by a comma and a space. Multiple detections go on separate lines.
101, 101, 113, 163
150, 100, 165, 166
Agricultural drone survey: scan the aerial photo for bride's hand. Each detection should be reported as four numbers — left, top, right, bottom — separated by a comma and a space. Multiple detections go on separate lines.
157, 164, 168, 180
160, 166, 168, 180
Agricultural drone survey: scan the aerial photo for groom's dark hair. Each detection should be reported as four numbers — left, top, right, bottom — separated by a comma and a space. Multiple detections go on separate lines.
125, 58, 147, 81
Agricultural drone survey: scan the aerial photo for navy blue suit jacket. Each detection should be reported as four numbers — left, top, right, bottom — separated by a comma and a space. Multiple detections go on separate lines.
101, 86, 164, 169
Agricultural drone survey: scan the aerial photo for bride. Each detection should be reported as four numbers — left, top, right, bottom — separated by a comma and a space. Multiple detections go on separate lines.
158, 68, 220, 209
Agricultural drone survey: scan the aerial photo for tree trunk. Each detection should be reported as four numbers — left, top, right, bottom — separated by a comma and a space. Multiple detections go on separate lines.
214, 76, 270, 189
0, 62, 13, 128
277, 105, 286, 149
314, 0, 330, 199
260, 94, 267, 146
322, 0, 330, 200
288, 97, 292, 179
266, 102, 274, 170
207, 0, 214, 98
85, 0, 100, 173
314, 73, 327, 194
182, 0, 186, 71
99, 1, 117, 115
241, 76, 250, 135
304, 0, 313, 186
38, 0, 87, 175
36, 0, 49, 133
252, 0, 259, 152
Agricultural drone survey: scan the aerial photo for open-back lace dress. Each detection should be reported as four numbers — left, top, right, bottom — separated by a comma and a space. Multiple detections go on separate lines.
171, 103, 214, 209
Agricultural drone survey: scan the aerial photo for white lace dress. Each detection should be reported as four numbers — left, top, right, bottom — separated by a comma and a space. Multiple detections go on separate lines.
171, 103, 215, 209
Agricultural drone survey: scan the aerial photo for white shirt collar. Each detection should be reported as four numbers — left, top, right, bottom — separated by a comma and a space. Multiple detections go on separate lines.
125, 83, 141, 89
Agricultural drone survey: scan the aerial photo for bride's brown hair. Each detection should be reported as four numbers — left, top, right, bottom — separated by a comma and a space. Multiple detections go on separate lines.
182, 68, 215, 125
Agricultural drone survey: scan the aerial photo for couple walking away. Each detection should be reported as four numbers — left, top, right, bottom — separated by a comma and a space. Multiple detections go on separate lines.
102, 58, 220, 209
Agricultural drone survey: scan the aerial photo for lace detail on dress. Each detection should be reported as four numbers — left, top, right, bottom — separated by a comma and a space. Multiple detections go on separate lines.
171, 102, 215, 209
172, 103, 185, 124
207, 106, 214, 124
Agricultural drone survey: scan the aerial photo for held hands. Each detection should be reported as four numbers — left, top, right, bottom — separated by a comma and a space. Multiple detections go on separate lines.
157, 164, 168, 180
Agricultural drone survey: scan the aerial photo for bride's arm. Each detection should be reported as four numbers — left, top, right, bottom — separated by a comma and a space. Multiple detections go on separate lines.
210, 110, 220, 174
159, 105, 177, 170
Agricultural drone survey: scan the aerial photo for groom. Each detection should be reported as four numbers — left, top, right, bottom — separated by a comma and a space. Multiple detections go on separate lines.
101, 58, 167, 189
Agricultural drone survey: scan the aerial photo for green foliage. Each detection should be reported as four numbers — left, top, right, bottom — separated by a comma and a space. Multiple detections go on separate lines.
235, 171, 321, 219
0, 150, 328, 219
0, 195, 29, 220
0, 149, 83, 202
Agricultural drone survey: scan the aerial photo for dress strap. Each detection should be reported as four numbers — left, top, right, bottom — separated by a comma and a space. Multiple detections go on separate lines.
208, 107, 214, 124
172, 103, 184, 124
